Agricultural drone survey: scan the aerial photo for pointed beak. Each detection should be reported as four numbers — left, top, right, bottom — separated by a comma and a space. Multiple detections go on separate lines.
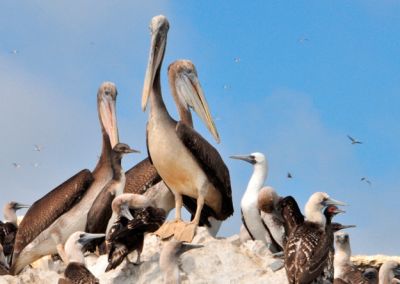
333, 208, 346, 215
125, 147, 140, 154
324, 197, 347, 207
142, 16, 169, 111
120, 204, 134, 221
175, 72, 220, 143
178, 242, 203, 255
340, 224, 356, 229
14, 203, 30, 210
98, 83, 119, 149
230, 154, 256, 165
78, 233, 105, 246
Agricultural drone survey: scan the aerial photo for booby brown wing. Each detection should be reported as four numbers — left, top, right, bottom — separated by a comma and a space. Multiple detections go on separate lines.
278, 196, 304, 238
176, 122, 233, 220
13, 169, 93, 255
124, 158, 161, 194
64, 262, 99, 284
337, 265, 370, 284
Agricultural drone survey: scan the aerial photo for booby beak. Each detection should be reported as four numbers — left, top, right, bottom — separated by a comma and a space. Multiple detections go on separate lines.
120, 204, 134, 221
124, 147, 140, 154
14, 203, 30, 210
333, 208, 346, 215
177, 242, 204, 256
174, 66, 220, 143
230, 154, 256, 165
98, 82, 119, 149
323, 197, 347, 207
339, 224, 356, 229
142, 15, 169, 112
77, 233, 105, 246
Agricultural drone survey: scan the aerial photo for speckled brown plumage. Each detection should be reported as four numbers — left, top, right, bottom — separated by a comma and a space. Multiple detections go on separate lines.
124, 158, 161, 195
59, 262, 99, 284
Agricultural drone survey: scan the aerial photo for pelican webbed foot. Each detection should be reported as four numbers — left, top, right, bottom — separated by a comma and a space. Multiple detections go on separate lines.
174, 222, 197, 243
154, 219, 185, 240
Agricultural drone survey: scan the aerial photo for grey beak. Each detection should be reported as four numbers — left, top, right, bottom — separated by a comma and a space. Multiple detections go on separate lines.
230, 155, 256, 165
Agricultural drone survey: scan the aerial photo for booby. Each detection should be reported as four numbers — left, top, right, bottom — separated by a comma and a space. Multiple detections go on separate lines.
58, 231, 105, 284
159, 238, 203, 284
0, 202, 30, 263
284, 192, 346, 284
230, 153, 278, 251
0, 244, 9, 275
258, 186, 285, 250
141, 15, 233, 242
363, 267, 378, 284
12, 82, 119, 274
378, 260, 400, 284
106, 193, 166, 271
85, 143, 138, 252
333, 232, 370, 284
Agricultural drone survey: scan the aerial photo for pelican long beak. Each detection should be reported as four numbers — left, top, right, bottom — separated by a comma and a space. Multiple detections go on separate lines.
77, 233, 105, 246
14, 203, 30, 210
175, 70, 220, 143
324, 197, 347, 207
142, 15, 169, 111
98, 82, 119, 148
120, 204, 134, 221
230, 154, 256, 165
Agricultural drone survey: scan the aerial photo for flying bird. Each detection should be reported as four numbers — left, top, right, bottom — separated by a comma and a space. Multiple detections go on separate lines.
347, 135, 362, 145
287, 172, 292, 179
361, 177, 371, 186
33, 145, 43, 152
297, 36, 309, 44
234, 57, 241, 63
141, 15, 233, 243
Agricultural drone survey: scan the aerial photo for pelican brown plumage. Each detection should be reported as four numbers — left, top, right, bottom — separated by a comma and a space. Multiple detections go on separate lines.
11, 82, 120, 274
141, 15, 233, 242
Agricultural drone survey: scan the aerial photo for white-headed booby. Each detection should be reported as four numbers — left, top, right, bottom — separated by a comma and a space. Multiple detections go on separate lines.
379, 260, 400, 284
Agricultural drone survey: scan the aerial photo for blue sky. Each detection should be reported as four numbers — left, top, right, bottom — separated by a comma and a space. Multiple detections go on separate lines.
1, 1, 399, 255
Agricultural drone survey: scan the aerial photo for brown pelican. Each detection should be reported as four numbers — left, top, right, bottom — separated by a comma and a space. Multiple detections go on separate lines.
230, 153, 278, 251
0, 244, 9, 275
159, 238, 203, 284
0, 202, 30, 263
334, 232, 370, 284
379, 261, 400, 284
141, 15, 233, 242
106, 194, 166, 271
284, 192, 346, 284
58, 231, 104, 284
85, 143, 138, 252
12, 82, 119, 274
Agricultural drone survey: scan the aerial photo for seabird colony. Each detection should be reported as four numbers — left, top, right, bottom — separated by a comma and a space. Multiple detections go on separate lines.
2, 14, 397, 284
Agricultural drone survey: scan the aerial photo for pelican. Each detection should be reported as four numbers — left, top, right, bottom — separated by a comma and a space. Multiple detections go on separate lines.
379, 260, 400, 284
58, 231, 104, 284
284, 192, 346, 284
12, 82, 119, 274
106, 194, 166, 271
141, 15, 233, 242
0, 202, 30, 264
85, 143, 138, 252
334, 232, 370, 284
159, 239, 203, 284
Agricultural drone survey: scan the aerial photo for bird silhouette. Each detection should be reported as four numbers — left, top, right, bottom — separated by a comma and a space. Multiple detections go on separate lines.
347, 135, 362, 145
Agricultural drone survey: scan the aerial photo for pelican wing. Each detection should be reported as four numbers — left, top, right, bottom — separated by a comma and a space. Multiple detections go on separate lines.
278, 196, 304, 238
176, 122, 233, 220
124, 158, 161, 195
65, 262, 99, 284
14, 169, 93, 255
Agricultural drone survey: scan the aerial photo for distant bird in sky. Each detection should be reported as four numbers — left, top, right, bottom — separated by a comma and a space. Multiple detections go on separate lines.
234, 57, 241, 63
287, 172, 292, 179
9, 49, 18, 55
297, 36, 309, 44
33, 144, 43, 152
11, 163, 21, 169
31, 163, 40, 168
361, 177, 371, 186
223, 84, 231, 90
347, 135, 362, 145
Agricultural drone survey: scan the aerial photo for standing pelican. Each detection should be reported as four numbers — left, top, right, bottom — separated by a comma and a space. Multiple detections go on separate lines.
12, 82, 119, 274
58, 231, 104, 284
0, 202, 30, 263
141, 15, 233, 242
284, 192, 346, 284
85, 143, 139, 252
230, 152, 278, 251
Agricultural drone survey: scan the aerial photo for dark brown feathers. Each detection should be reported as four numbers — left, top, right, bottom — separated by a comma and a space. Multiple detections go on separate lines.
124, 158, 161, 195
14, 169, 93, 255
106, 207, 166, 271
176, 122, 233, 220
0, 222, 17, 258
62, 262, 99, 284
334, 265, 370, 284
278, 196, 304, 239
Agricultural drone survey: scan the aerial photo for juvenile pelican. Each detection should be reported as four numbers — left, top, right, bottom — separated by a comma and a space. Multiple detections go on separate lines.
284, 192, 346, 284
141, 15, 233, 242
12, 82, 119, 274
58, 231, 104, 284
334, 232, 370, 284
85, 143, 139, 252
0, 202, 30, 263
159, 239, 203, 284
